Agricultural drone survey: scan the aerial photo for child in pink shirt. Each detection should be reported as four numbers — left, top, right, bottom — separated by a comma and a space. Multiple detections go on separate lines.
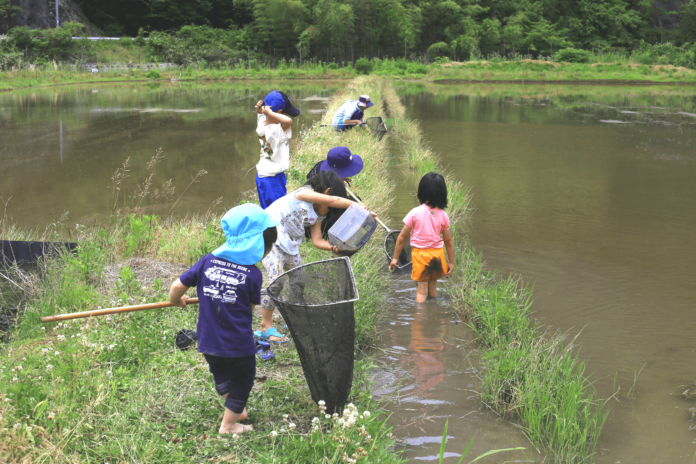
389, 172, 455, 302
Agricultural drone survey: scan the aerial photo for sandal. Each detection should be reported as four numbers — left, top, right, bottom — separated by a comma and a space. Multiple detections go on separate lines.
254, 327, 290, 344
257, 348, 275, 361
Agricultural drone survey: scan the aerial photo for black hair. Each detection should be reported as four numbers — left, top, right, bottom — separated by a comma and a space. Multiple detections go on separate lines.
304, 170, 348, 222
263, 226, 278, 255
417, 172, 448, 210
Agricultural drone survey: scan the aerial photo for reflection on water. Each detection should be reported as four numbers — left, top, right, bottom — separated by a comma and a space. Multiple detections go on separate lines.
390, 82, 696, 463
0, 82, 341, 229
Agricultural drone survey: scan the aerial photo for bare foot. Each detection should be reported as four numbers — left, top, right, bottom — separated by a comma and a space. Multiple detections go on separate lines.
219, 423, 253, 434
239, 408, 248, 422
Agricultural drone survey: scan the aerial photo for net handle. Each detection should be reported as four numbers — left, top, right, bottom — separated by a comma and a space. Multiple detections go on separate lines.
345, 186, 390, 233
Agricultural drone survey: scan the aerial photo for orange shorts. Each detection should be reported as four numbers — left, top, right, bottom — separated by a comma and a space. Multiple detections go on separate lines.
411, 247, 447, 282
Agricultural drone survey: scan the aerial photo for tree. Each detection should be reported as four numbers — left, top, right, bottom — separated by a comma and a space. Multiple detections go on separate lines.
0, 0, 23, 34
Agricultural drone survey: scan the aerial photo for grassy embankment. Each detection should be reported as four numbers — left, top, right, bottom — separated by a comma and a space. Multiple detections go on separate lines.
380, 83, 612, 462
0, 77, 405, 463
3, 55, 696, 91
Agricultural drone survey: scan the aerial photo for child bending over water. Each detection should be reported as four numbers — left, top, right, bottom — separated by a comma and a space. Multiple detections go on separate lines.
389, 172, 455, 302
256, 170, 376, 342
169, 204, 279, 434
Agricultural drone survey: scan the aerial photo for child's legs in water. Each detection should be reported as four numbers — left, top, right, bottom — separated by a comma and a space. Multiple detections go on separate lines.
415, 280, 439, 302
204, 354, 255, 434
260, 245, 302, 339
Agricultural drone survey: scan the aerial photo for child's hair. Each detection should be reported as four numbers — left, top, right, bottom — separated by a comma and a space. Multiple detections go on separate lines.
304, 170, 348, 220
417, 172, 448, 209
263, 226, 278, 254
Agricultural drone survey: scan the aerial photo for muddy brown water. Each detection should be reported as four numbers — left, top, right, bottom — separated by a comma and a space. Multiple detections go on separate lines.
374, 83, 696, 463
0, 81, 342, 229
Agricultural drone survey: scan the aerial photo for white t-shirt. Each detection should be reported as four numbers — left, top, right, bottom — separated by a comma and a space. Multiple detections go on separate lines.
265, 187, 325, 255
255, 113, 292, 178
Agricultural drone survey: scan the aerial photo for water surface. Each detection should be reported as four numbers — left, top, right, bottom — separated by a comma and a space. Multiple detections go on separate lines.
1, 81, 341, 229
378, 82, 696, 463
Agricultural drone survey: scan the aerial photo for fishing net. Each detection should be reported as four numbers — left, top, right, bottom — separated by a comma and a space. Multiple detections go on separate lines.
365, 117, 388, 141
384, 230, 412, 271
267, 257, 358, 413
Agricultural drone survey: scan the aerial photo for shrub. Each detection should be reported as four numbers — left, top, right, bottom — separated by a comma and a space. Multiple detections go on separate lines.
248, 59, 261, 71
145, 69, 161, 79
327, 62, 339, 70
354, 57, 374, 74
428, 42, 451, 58
554, 48, 593, 63
395, 59, 408, 70
407, 62, 429, 74
371, 58, 382, 68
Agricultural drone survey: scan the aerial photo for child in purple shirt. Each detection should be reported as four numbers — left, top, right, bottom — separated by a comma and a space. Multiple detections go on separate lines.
169, 203, 279, 435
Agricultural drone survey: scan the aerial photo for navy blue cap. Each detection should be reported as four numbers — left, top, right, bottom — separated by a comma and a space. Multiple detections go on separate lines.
264, 90, 300, 117
320, 146, 364, 179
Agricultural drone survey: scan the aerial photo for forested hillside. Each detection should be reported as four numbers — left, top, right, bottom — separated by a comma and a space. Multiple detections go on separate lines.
66, 0, 696, 57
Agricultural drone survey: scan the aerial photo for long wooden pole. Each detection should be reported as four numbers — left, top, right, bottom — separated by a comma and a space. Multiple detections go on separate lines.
345, 186, 390, 232
40, 298, 199, 323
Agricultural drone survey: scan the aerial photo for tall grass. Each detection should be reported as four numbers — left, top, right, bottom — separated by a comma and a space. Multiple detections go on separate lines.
381, 81, 611, 463
0, 77, 405, 463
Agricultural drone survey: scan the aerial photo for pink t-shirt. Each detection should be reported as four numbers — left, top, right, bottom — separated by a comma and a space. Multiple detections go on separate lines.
403, 204, 450, 249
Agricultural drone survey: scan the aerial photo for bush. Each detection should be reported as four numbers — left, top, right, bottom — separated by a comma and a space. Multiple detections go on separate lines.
327, 62, 339, 70
428, 42, 451, 58
134, 28, 146, 47
248, 59, 261, 71
407, 63, 429, 74
354, 57, 374, 74
145, 69, 161, 79
554, 48, 593, 63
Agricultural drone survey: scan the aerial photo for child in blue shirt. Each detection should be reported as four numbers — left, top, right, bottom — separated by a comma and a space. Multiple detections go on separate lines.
169, 203, 279, 435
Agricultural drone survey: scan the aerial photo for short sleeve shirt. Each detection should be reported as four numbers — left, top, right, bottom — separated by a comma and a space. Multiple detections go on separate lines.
180, 254, 262, 357
403, 204, 450, 249
265, 187, 324, 255
255, 113, 292, 178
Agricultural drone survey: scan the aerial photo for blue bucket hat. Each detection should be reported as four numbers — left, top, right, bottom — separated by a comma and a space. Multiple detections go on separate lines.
212, 204, 280, 265
264, 90, 301, 117
320, 146, 364, 178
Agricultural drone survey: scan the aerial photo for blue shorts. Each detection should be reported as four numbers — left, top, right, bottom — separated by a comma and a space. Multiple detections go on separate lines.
256, 172, 287, 209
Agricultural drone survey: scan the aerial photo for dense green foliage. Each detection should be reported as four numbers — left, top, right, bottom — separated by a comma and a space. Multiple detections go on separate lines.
64, 0, 696, 59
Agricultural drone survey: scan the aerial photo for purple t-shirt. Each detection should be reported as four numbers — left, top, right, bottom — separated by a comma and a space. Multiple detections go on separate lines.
179, 254, 262, 357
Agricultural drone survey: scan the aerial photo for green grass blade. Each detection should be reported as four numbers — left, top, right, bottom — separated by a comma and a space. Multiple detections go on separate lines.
456, 433, 477, 464
468, 447, 526, 463
439, 419, 449, 464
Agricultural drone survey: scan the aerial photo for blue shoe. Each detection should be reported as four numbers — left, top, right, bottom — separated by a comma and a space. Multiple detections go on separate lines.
255, 339, 271, 350
257, 348, 275, 361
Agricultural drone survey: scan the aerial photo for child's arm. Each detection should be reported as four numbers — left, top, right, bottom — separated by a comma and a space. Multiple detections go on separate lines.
262, 106, 292, 132
309, 222, 340, 255
388, 225, 412, 271
443, 229, 455, 276
295, 190, 377, 218
169, 278, 191, 308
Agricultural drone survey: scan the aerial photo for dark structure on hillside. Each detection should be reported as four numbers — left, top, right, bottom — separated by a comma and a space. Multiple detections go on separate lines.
0, 0, 98, 34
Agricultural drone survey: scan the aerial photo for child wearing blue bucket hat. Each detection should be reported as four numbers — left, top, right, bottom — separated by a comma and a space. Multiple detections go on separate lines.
169, 203, 279, 435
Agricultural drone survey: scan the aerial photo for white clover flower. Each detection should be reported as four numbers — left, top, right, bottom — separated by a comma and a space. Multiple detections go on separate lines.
54, 351, 60, 356
26, 426, 32, 431
46, 365, 53, 371
4, 398, 10, 402
343, 409, 350, 417
348, 403, 355, 411
284, 396, 289, 400
333, 413, 339, 418
280, 427, 287, 433
312, 417, 320, 425
17, 365, 22, 370
57, 335, 65, 341
12, 377, 17, 382
108, 344, 116, 350
337, 418, 345, 427
270, 430, 278, 437
318, 400, 326, 406
71, 335, 75, 339
312, 425, 320, 432
41, 327, 45, 331
22, 357, 26, 361
232, 433, 239, 440
363, 411, 370, 419
106, 371, 112, 377
288, 422, 296, 431
13, 423, 21, 429
325, 414, 331, 419
38, 376, 43, 380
